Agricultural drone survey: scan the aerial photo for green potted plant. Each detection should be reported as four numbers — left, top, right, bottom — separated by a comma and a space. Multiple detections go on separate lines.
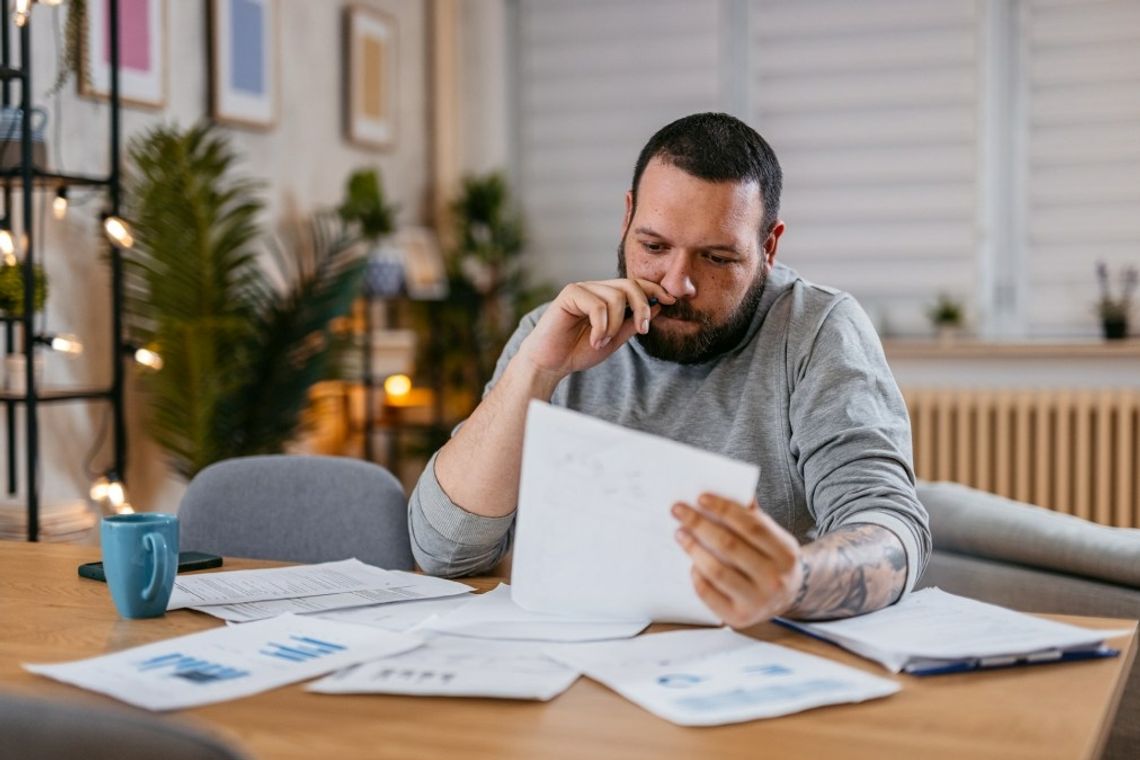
926, 293, 965, 343
339, 168, 400, 297
1095, 261, 1137, 340
123, 123, 364, 478
417, 172, 552, 424
0, 260, 47, 317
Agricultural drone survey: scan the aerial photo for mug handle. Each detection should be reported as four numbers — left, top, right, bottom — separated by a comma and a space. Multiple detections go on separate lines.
142, 532, 169, 602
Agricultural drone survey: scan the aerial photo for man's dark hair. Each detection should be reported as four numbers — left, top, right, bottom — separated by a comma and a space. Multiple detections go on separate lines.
629, 112, 783, 238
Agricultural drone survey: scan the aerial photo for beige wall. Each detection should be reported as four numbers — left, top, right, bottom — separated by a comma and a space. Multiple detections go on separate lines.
7, 1, 429, 513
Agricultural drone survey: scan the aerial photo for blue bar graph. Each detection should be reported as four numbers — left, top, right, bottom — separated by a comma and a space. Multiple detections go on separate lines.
134, 653, 249, 684
260, 634, 347, 664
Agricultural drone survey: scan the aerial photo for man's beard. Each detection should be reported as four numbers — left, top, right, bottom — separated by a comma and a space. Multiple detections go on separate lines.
617, 242, 766, 365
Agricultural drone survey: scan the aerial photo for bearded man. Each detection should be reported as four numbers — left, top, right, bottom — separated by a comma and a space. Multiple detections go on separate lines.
408, 112, 930, 626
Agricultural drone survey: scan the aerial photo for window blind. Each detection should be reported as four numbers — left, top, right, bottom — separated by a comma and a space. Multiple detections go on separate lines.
514, 0, 726, 286
1022, 0, 1140, 336
750, 0, 984, 335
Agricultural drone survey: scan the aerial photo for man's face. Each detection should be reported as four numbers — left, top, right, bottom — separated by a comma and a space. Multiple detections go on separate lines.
618, 157, 782, 364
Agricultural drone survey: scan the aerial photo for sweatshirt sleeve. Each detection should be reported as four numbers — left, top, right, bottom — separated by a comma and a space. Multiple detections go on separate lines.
407, 307, 546, 577
787, 295, 931, 594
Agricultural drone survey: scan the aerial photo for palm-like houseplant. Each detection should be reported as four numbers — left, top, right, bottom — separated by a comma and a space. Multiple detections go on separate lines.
123, 123, 364, 478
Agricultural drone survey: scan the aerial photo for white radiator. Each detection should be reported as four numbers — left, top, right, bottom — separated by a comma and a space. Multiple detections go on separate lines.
903, 388, 1140, 528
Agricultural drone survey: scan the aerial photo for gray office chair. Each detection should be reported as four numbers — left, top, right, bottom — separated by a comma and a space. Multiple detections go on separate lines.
0, 691, 249, 760
180, 455, 414, 569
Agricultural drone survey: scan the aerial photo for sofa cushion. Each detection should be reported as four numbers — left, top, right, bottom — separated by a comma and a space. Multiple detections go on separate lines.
918, 481, 1140, 589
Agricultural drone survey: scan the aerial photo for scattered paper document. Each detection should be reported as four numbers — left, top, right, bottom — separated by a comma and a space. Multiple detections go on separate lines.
546, 628, 898, 726
168, 558, 469, 610
314, 594, 475, 632
24, 614, 422, 711
309, 636, 579, 701
417, 584, 649, 641
512, 401, 759, 625
190, 571, 472, 622
780, 588, 1133, 674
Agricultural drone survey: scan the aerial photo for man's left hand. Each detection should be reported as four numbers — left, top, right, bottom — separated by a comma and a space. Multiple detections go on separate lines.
672, 493, 804, 628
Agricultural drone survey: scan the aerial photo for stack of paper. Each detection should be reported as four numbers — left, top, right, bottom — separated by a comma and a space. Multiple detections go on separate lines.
780, 588, 1130, 675
0, 498, 96, 542
417, 584, 649, 642
171, 558, 473, 622
309, 636, 580, 701
546, 628, 899, 726
25, 613, 422, 710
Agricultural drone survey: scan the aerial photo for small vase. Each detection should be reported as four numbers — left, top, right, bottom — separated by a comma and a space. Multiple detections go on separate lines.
1102, 318, 1128, 340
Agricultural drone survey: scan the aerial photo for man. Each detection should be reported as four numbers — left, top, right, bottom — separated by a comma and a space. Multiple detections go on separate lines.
409, 112, 930, 627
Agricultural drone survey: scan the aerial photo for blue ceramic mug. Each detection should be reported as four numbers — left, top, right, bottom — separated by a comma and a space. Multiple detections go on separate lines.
101, 513, 179, 619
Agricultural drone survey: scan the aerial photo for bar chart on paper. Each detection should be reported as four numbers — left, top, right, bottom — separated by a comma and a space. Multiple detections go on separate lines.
25, 613, 423, 710
261, 635, 348, 663
135, 652, 250, 684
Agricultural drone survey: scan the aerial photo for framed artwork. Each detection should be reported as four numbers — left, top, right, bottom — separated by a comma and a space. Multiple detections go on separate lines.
80, 0, 166, 108
398, 228, 448, 301
209, 0, 278, 129
345, 5, 397, 149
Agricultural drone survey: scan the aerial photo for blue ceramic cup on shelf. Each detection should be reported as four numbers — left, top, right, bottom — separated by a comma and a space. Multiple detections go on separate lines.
101, 513, 179, 619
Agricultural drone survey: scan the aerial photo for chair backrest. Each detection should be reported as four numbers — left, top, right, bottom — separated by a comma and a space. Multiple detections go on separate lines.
0, 690, 249, 760
179, 455, 414, 569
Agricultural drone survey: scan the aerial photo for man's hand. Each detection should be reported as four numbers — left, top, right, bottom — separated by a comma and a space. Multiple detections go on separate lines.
673, 494, 908, 626
516, 278, 675, 380
672, 494, 804, 628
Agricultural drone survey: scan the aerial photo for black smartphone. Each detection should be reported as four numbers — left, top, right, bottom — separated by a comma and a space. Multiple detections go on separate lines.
78, 551, 224, 582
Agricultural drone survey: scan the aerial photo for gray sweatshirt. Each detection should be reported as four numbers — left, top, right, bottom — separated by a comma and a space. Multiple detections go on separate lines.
408, 263, 930, 592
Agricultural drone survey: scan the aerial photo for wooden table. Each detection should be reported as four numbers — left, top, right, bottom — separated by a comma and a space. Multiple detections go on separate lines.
0, 542, 1135, 760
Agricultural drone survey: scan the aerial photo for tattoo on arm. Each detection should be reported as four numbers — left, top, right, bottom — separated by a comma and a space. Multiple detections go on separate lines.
786, 524, 907, 621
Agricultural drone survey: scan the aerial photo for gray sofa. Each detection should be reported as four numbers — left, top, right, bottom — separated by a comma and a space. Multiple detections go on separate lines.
916, 482, 1140, 760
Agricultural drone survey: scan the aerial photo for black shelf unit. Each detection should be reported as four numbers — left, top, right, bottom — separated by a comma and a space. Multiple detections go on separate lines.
1, 1, 126, 542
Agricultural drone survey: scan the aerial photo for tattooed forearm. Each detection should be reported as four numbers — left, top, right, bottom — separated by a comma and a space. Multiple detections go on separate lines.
784, 524, 907, 621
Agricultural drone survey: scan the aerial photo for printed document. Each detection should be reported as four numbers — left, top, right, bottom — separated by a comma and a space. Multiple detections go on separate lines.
24, 614, 422, 710
315, 594, 475, 632
418, 584, 649, 641
189, 572, 472, 622
546, 628, 899, 726
309, 636, 579, 701
780, 588, 1133, 674
168, 558, 470, 610
512, 401, 759, 624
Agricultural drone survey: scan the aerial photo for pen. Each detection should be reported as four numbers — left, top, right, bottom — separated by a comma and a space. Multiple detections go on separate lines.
625, 297, 659, 319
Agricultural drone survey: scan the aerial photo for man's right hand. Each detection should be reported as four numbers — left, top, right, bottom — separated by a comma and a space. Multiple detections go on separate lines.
515, 278, 675, 380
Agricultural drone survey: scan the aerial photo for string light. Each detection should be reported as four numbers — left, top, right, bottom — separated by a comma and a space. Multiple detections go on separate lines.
0, 227, 15, 265
37, 333, 84, 355
134, 347, 163, 371
13, 0, 30, 28
90, 472, 129, 513
383, 373, 412, 398
102, 214, 134, 249
52, 187, 68, 220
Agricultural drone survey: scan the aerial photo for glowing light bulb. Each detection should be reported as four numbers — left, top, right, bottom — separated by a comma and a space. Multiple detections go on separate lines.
383, 373, 412, 398
106, 480, 126, 509
116, 501, 135, 515
89, 476, 110, 502
13, 0, 30, 27
0, 229, 15, 262
133, 347, 164, 371
48, 333, 83, 355
102, 215, 134, 248
52, 188, 68, 220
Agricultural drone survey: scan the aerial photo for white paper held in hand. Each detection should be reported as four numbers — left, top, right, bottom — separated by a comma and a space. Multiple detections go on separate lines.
512, 401, 759, 625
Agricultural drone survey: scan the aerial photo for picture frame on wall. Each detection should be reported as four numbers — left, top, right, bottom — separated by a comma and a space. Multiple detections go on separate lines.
345, 5, 397, 149
80, 0, 166, 108
208, 0, 278, 129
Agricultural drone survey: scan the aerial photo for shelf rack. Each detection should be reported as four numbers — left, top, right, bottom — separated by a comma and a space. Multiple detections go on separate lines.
1, 1, 125, 541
